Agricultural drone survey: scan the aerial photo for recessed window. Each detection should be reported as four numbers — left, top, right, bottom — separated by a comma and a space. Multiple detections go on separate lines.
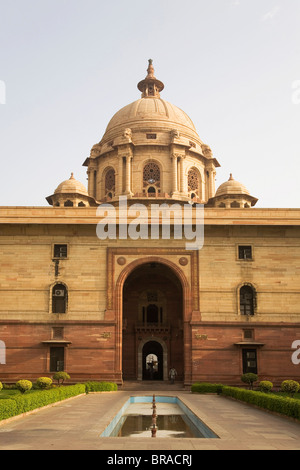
52, 284, 67, 314
146, 133, 157, 139
50, 347, 64, 372
238, 245, 252, 260
52, 327, 64, 339
243, 329, 254, 340
240, 285, 256, 316
53, 244, 68, 259
242, 349, 257, 374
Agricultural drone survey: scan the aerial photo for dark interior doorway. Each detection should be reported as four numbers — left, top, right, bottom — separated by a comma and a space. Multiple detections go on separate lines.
142, 341, 163, 380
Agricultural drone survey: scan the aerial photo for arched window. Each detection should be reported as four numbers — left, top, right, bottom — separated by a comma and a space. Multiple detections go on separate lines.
64, 200, 73, 207
52, 284, 68, 314
188, 167, 201, 200
105, 168, 116, 198
143, 162, 160, 196
147, 304, 159, 323
240, 285, 256, 316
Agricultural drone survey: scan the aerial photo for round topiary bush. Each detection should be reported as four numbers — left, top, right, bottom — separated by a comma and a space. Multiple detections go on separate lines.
53, 372, 70, 386
241, 373, 258, 390
280, 380, 300, 397
259, 380, 273, 393
16, 380, 32, 394
36, 377, 53, 390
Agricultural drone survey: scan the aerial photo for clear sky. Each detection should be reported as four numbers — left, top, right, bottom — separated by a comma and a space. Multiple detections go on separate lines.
0, 0, 299, 207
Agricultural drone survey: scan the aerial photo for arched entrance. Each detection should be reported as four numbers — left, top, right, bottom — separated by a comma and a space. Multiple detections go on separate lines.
122, 262, 184, 381
142, 341, 163, 380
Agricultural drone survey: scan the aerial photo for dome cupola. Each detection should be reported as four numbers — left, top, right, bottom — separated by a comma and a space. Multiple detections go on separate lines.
83, 60, 220, 205
46, 173, 96, 207
207, 174, 258, 208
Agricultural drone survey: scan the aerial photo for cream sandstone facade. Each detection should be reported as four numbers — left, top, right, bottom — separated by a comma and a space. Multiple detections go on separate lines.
0, 61, 300, 385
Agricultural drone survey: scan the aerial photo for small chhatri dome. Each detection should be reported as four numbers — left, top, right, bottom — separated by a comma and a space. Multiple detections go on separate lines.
215, 173, 250, 197
54, 173, 88, 196
46, 173, 96, 207
207, 173, 258, 208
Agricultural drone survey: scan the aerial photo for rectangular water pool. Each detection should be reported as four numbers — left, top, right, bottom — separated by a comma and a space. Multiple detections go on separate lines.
100, 396, 219, 439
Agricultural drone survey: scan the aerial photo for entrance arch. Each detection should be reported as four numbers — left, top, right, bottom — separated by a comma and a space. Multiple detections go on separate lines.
142, 341, 163, 380
121, 261, 185, 381
138, 337, 168, 381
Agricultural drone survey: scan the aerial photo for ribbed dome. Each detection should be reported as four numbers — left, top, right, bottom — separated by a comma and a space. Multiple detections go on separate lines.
101, 97, 200, 143
215, 174, 250, 197
55, 173, 88, 196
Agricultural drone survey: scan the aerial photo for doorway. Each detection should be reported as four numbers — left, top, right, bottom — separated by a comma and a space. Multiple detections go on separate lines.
142, 341, 163, 380
122, 261, 183, 381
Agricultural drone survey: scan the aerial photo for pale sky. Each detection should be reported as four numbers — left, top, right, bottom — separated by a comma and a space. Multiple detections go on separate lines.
0, 0, 299, 207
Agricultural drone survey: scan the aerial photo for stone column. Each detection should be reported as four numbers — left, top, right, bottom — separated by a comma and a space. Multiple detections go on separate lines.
172, 154, 178, 193
88, 167, 96, 199
125, 155, 132, 195
118, 156, 123, 195
179, 156, 185, 193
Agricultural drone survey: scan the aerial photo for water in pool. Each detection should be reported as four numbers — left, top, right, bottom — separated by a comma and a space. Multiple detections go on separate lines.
106, 400, 215, 438
116, 413, 205, 438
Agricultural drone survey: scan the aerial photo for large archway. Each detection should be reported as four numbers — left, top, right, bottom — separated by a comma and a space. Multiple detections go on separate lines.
122, 262, 184, 381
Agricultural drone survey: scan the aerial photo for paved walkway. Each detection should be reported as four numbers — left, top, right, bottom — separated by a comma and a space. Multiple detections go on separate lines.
1, 385, 300, 450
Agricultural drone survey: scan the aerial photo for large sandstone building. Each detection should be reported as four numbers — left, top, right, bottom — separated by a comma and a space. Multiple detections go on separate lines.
0, 61, 300, 387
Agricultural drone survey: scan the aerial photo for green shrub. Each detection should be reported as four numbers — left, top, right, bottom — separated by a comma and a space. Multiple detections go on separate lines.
15, 380, 32, 394
0, 384, 85, 421
85, 381, 118, 393
281, 380, 300, 397
259, 381, 273, 393
53, 372, 70, 386
241, 373, 258, 390
36, 377, 53, 390
191, 382, 223, 394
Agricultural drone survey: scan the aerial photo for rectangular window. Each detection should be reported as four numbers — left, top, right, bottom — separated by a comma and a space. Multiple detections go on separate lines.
53, 244, 68, 259
146, 133, 157, 139
238, 245, 252, 260
50, 347, 64, 372
242, 349, 257, 374
243, 329, 254, 340
52, 327, 64, 339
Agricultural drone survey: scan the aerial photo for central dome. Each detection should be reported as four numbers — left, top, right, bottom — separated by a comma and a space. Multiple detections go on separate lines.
83, 60, 221, 205
102, 97, 200, 144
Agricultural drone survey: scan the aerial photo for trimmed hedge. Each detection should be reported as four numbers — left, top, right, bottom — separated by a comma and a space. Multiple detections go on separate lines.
0, 384, 85, 421
0, 399, 18, 420
221, 386, 300, 421
85, 381, 118, 393
191, 382, 223, 394
0, 382, 118, 422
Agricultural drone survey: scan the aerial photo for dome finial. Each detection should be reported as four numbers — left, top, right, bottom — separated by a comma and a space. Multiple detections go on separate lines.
70, 172, 75, 180
146, 59, 155, 79
137, 59, 164, 98
229, 173, 234, 180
